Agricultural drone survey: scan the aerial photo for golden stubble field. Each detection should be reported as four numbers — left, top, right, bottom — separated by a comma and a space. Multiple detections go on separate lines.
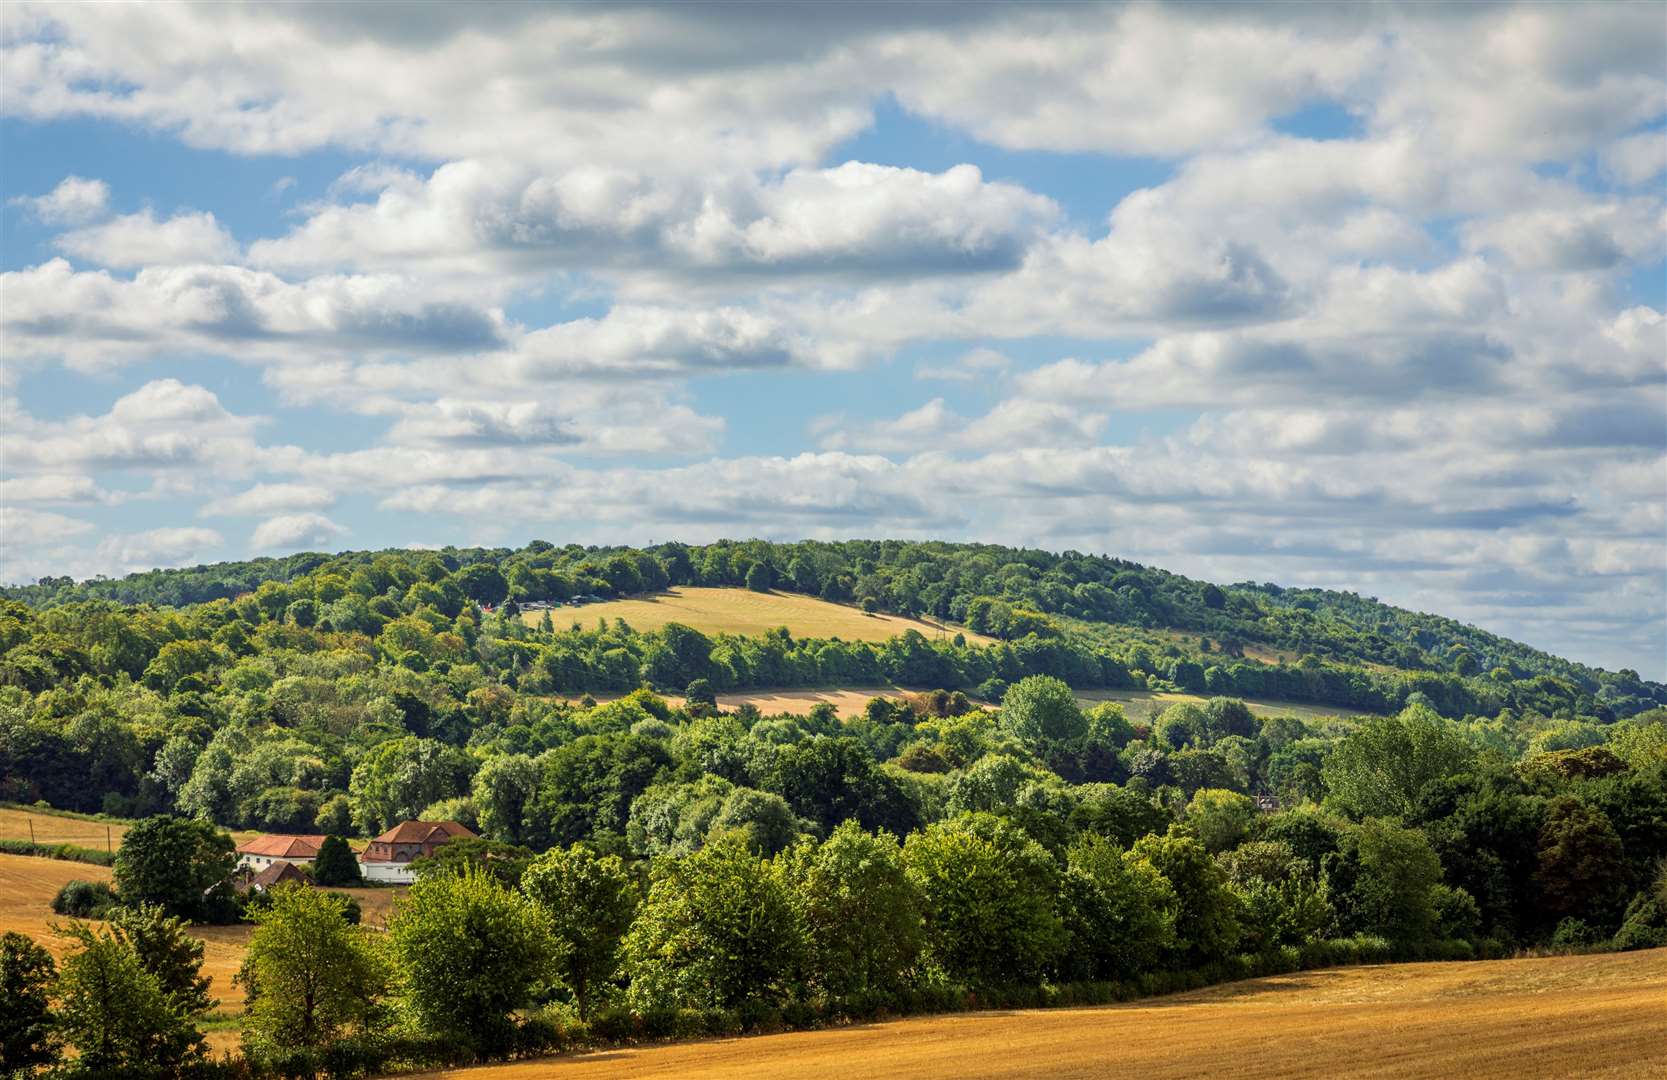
410, 949, 1667, 1080
523, 587, 996, 645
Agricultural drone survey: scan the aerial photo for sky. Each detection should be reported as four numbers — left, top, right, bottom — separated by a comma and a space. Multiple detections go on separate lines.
1, 2, 1664, 676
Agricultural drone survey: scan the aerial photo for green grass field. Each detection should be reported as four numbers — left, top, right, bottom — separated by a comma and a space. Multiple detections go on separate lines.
524, 586, 997, 645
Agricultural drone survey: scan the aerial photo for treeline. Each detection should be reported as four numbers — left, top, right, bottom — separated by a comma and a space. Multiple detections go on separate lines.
5, 685, 1665, 1079
6, 538, 1660, 719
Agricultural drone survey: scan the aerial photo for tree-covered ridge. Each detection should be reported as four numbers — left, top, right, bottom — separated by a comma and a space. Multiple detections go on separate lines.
4, 538, 1661, 719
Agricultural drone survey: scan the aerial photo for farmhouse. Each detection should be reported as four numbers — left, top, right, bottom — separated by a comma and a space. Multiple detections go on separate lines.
236, 860, 309, 894
358, 820, 476, 883
236, 833, 327, 872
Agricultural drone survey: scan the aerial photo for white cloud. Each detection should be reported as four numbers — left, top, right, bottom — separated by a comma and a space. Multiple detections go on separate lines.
251, 513, 346, 552
56, 208, 239, 268
1, 379, 266, 474
1, 259, 508, 369
0, 474, 105, 504
200, 483, 335, 517
1602, 130, 1667, 187
10, 175, 110, 224
247, 159, 1056, 282
1463, 200, 1666, 273
1, 506, 95, 547
817, 397, 1105, 454
95, 526, 222, 568
917, 347, 1011, 382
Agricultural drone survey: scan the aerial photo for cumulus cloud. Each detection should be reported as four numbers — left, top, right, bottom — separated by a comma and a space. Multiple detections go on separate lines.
1463, 200, 1666, 273
10, 175, 110, 224
247, 159, 1057, 282
1, 259, 508, 368
56, 208, 239, 268
917, 347, 1011, 382
0, 379, 267, 474
817, 397, 1106, 454
1602, 130, 1667, 187
95, 526, 222, 568
200, 483, 335, 517
1, 505, 95, 547
0, 474, 106, 504
251, 513, 347, 552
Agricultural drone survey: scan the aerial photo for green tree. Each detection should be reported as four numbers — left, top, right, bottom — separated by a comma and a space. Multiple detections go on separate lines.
106, 903, 215, 1017
310, 835, 362, 887
386, 865, 556, 1061
745, 562, 775, 593
763, 735, 918, 836
525, 733, 671, 850
52, 922, 207, 1079
1330, 818, 1443, 944
1132, 828, 1242, 965
1322, 706, 1476, 820
238, 884, 386, 1076
902, 812, 1065, 987
1, 930, 57, 1074
779, 822, 923, 1001
1217, 840, 1335, 952
1534, 797, 1628, 925
683, 677, 718, 713
409, 837, 534, 889
999, 675, 1087, 754
1184, 788, 1257, 854
708, 786, 803, 856
521, 844, 640, 1016
470, 753, 542, 845
113, 815, 236, 921
453, 564, 510, 606
1068, 783, 1171, 847
624, 834, 803, 1011
1059, 834, 1177, 981
348, 736, 476, 836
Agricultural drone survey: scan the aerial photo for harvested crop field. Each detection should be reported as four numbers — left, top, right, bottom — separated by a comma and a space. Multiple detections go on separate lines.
1074, 688, 1363, 724
0, 805, 130, 852
524, 587, 994, 645
412, 949, 1667, 1080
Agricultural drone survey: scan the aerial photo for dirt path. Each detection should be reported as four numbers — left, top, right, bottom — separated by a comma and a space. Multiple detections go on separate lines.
413, 950, 1667, 1080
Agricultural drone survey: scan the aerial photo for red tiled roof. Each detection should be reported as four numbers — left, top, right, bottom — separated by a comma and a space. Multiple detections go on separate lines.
237, 834, 327, 859
368, 820, 476, 845
249, 861, 307, 889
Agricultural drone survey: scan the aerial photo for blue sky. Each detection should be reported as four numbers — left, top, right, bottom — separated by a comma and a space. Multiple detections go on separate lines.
2, 2, 1664, 675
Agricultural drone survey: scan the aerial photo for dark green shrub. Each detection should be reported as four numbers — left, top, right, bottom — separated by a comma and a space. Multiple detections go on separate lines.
51, 879, 119, 918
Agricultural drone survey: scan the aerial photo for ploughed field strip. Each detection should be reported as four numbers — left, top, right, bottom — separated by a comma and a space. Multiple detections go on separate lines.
409, 949, 1667, 1080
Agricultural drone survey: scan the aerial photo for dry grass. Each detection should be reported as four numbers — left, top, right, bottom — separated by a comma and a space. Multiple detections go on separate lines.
1073, 688, 1359, 725
0, 806, 130, 852
525, 587, 995, 646
410, 949, 1667, 1080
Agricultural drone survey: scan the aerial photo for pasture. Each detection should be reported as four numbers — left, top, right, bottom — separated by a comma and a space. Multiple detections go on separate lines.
523, 587, 995, 645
